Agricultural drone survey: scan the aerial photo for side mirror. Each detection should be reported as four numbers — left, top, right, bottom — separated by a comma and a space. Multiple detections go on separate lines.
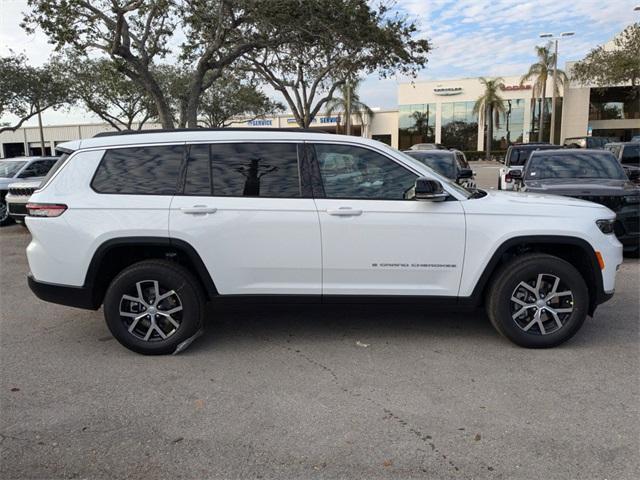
627, 169, 640, 181
414, 177, 448, 202
458, 168, 473, 179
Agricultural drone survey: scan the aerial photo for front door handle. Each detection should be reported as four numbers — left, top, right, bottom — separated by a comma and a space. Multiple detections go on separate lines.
326, 207, 363, 217
180, 205, 218, 215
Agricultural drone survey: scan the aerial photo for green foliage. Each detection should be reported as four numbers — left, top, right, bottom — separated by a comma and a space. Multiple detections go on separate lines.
55, 54, 158, 130
572, 23, 640, 91
325, 78, 374, 134
473, 77, 506, 159
0, 53, 69, 133
198, 76, 284, 128
248, 0, 430, 127
520, 43, 568, 99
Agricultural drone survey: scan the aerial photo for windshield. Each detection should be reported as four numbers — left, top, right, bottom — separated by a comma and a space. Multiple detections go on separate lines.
621, 145, 640, 167
404, 152, 456, 179
507, 146, 554, 166
395, 150, 472, 199
0, 160, 27, 178
525, 152, 627, 180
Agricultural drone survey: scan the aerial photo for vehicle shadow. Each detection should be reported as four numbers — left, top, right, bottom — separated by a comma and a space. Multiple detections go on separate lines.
187, 303, 500, 354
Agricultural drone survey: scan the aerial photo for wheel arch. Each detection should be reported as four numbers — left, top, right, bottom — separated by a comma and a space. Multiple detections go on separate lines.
85, 237, 218, 308
469, 235, 604, 315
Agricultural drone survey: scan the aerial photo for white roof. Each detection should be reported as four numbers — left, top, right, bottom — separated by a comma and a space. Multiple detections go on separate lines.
58, 129, 381, 151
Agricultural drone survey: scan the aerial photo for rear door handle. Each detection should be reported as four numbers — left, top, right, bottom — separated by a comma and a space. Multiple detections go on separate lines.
180, 205, 218, 215
326, 207, 363, 217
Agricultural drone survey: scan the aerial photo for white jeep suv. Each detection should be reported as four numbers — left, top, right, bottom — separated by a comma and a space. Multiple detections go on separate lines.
25, 130, 623, 354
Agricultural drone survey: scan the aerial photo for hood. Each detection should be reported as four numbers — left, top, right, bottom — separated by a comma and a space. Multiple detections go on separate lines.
8, 180, 43, 189
475, 189, 615, 212
523, 178, 636, 196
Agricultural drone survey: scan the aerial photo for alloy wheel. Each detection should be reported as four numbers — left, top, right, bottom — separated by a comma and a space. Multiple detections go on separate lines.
510, 273, 574, 335
0, 201, 8, 222
119, 280, 183, 341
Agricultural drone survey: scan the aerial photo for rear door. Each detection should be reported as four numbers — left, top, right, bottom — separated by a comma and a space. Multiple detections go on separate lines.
169, 142, 321, 296
309, 142, 465, 297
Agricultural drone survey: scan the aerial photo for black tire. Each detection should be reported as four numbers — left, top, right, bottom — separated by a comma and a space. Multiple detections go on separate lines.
486, 253, 589, 348
0, 199, 15, 227
103, 260, 206, 355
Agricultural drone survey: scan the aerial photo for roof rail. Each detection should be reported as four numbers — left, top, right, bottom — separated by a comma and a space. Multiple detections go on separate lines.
93, 127, 331, 138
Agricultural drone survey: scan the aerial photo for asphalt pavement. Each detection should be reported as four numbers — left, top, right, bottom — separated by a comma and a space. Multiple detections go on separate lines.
1, 164, 639, 479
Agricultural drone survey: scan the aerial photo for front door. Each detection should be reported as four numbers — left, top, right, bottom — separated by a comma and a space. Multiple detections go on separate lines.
309, 143, 466, 297
170, 142, 321, 295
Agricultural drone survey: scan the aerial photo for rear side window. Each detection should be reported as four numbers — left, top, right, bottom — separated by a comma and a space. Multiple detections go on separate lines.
183, 143, 301, 198
92, 146, 183, 195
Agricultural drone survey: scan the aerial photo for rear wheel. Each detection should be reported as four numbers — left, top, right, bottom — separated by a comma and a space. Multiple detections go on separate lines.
486, 254, 589, 348
104, 260, 205, 355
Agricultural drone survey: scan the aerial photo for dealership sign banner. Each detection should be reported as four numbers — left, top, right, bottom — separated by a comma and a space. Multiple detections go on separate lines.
500, 84, 532, 91
433, 87, 463, 96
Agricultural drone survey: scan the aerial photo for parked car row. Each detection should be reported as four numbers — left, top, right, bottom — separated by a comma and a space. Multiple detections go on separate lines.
0, 156, 58, 226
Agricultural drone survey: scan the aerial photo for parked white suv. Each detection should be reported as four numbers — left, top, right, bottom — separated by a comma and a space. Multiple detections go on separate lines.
25, 130, 623, 354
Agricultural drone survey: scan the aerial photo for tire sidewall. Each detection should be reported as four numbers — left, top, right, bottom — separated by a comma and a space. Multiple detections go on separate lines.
104, 263, 203, 355
493, 258, 589, 348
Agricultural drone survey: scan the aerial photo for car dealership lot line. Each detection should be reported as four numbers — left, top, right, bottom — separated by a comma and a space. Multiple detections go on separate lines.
1, 220, 638, 479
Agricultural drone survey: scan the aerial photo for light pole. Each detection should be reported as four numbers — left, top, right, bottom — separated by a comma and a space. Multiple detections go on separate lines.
539, 31, 574, 144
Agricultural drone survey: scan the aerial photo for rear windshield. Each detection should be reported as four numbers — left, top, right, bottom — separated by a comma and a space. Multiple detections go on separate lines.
39, 154, 69, 187
525, 152, 627, 180
507, 146, 555, 166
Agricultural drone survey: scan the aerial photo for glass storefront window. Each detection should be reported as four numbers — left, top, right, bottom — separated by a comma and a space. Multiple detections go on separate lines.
493, 98, 526, 149
399, 103, 436, 150
441, 101, 478, 151
529, 97, 562, 143
589, 86, 640, 121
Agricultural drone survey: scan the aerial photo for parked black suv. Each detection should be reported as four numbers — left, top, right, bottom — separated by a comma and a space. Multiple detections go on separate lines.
605, 142, 640, 185
403, 149, 475, 188
513, 149, 640, 255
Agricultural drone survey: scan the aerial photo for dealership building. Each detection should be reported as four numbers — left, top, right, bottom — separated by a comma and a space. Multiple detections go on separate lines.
1, 71, 638, 158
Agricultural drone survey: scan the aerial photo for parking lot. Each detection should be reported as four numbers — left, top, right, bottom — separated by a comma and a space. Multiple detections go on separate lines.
1, 163, 639, 480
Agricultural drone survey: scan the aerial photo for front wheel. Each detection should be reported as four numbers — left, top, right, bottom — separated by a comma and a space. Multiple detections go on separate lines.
486, 254, 589, 348
0, 199, 15, 227
103, 260, 206, 355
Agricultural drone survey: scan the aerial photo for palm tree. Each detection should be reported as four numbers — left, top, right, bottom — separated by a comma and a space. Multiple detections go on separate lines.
325, 77, 374, 136
520, 43, 568, 142
473, 77, 506, 160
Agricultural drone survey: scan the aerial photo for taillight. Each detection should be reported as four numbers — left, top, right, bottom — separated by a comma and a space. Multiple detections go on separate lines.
505, 173, 512, 182
26, 203, 67, 217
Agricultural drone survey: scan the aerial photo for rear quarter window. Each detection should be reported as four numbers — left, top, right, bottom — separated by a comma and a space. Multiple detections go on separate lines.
91, 145, 184, 195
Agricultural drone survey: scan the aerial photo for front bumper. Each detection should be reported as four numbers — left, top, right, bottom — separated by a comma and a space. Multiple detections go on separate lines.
6, 194, 29, 219
28, 274, 99, 310
614, 207, 640, 254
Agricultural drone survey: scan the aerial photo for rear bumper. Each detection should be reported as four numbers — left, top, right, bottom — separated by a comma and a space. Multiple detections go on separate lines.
27, 274, 99, 310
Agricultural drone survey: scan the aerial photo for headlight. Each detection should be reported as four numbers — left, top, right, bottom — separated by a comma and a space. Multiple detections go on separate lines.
596, 219, 615, 234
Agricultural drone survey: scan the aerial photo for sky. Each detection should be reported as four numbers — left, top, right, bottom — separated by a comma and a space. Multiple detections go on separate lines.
0, 0, 638, 126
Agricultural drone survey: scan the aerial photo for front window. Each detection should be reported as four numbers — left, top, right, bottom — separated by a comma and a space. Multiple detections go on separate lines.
0, 161, 27, 178
525, 152, 627, 180
314, 144, 417, 200
404, 152, 456, 179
